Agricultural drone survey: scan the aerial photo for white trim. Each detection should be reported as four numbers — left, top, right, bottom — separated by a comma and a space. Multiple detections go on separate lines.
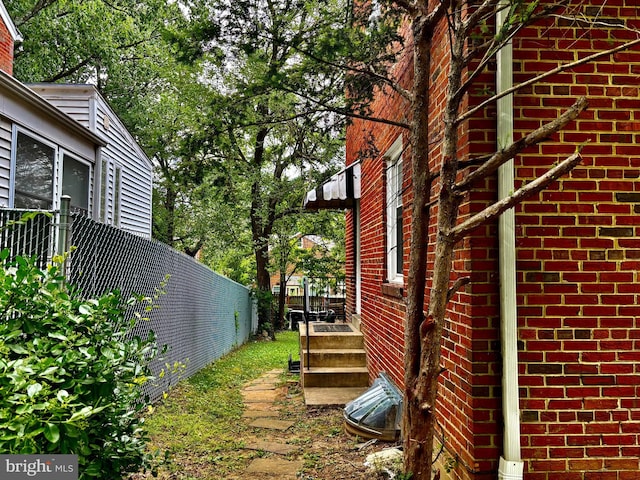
0, 1, 22, 42
99, 156, 114, 224
355, 200, 362, 314
385, 136, 404, 283
10, 126, 58, 209
61, 149, 93, 213
0, 74, 105, 147
113, 162, 122, 227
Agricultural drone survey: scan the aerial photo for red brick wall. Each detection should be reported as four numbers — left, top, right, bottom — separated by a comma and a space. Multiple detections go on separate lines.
345, 22, 415, 391
513, 1, 640, 478
0, 17, 14, 75
345, 1, 640, 479
345, 15, 502, 479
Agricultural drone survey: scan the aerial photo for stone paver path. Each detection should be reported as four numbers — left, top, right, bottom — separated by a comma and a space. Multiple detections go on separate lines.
240, 369, 304, 479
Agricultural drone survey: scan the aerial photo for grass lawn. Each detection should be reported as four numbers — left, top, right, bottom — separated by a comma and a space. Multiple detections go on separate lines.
138, 331, 302, 478
135, 330, 390, 480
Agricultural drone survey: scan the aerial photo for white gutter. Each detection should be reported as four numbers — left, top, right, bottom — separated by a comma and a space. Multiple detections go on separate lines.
496, 2, 524, 479
0, 1, 22, 42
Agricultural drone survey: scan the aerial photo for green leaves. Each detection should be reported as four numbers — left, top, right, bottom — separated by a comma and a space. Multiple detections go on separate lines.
0, 249, 159, 477
43, 423, 59, 443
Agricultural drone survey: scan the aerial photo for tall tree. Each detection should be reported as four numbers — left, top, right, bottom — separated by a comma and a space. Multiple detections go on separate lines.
8, 0, 180, 87
170, 0, 350, 330
8, 0, 220, 257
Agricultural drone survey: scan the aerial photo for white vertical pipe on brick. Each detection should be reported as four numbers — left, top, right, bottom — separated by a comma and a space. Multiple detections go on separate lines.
496, 2, 524, 479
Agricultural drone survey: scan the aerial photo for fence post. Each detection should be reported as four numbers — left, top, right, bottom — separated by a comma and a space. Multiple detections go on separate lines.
57, 196, 71, 274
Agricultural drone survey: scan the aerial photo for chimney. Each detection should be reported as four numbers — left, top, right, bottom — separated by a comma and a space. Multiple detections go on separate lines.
0, 1, 22, 76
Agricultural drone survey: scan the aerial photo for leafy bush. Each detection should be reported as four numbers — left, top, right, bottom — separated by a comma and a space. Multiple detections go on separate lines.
0, 250, 159, 478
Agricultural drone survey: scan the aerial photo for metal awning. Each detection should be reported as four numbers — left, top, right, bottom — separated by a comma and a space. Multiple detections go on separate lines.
303, 162, 361, 210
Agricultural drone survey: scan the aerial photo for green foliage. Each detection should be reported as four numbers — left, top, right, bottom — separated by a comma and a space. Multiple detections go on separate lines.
9, 0, 181, 86
0, 251, 159, 479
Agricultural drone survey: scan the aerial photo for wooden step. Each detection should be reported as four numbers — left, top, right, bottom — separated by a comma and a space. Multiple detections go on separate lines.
299, 330, 364, 350
301, 366, 369, 388
300, 349, 367, 368
303, 387, 368, 406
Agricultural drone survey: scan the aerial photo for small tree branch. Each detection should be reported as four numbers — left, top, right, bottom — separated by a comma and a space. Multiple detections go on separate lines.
447, 276, 471, 301
458, 37, 640, 124
279, 84, 411, 129
450, 150, 583, 243
455, 96, 588, 192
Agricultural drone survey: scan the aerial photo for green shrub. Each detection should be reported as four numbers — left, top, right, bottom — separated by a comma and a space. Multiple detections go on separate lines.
0, 250, 159, 479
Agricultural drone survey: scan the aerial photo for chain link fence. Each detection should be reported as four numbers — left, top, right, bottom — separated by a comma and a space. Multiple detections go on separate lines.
1, 207, 257, 403
0, 209, 56, 270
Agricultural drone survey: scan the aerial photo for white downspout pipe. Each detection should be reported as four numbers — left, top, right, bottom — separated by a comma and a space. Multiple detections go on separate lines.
496, 3, 524, 479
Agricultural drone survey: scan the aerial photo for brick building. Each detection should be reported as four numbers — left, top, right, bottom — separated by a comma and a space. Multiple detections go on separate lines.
307, 1, 640, 479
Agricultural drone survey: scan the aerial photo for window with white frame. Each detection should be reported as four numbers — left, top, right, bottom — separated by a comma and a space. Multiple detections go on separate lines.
386, 137, 404, 282
13, 131, 56, 209
12, 129, 93, 215
99, 158, 122, 226
62, 154, 91, 214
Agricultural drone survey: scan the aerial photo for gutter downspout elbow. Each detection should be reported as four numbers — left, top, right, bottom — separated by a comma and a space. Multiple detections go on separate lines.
497, 3, 524, 479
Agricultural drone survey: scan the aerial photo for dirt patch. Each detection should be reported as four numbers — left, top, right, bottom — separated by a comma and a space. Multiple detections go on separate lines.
255, 382, 399, 480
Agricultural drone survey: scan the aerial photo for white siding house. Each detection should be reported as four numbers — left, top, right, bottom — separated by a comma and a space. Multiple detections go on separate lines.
31, 84, 153, 237
0, 70, 106, 213
0, 1, 153, 238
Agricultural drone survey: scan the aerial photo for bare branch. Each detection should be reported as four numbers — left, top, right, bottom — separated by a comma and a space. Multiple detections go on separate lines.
278, 84, 411, 129
281, 38, 413, 102
447, 276, 471, 301
455, 96, 588, 192
458, 37, 640, 124
450, 150, 583, 243
455, 1, 569, 105
461, 0, 500, 38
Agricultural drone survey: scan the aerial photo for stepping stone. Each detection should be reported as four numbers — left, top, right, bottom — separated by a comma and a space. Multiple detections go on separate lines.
249, 418, 294, 431
244, 383, 277, 391
244, 440, 298, 455
245, 458, 304, 478
242, 409, 280, 418
241, 389, 281, 403
243, 402, 279, 412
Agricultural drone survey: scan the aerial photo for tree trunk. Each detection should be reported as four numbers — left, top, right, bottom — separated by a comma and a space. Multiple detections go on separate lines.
250, 124, 277, 339
277, 269, 287, 330
163, 184, 177, 247
403, 13, 437, 480
254, 236, 275, 337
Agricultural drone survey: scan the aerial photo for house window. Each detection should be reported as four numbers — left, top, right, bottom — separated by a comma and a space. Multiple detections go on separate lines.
386, 137, 403, 282
113, 165, 122, 226
62, 154, 91, 214
12, 129, 93, 215
100, 159, 109, 222
99, 159, 122, 226
13, 132, 55, 209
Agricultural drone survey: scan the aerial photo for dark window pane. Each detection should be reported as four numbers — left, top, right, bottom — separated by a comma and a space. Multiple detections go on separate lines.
62, 155, 90, 212
14, 132, 55, 209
